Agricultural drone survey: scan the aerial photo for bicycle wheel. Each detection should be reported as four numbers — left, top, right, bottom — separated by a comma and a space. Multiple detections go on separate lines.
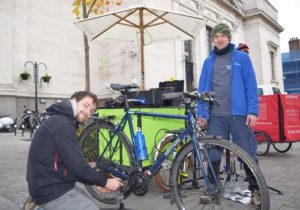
254, 132, 270, 156
273, 142, 292, 153
79, 121, 135, 204
30, 118, 40, 139
171, 138, 270, 210
154, 134, 176, 192
154, 131, 205, 192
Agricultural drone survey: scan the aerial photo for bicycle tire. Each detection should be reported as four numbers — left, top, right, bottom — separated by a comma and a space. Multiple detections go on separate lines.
254, 131, 270, 156
79, 121, 135, 204
154, 135, 175, 192
273, 142, 292, 153
30, 118, 40, 139
171, 138, 270, 210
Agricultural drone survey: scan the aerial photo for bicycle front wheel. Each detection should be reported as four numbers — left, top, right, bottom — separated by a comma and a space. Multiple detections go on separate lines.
79, 121, 135, 204
171, 138, 270, 210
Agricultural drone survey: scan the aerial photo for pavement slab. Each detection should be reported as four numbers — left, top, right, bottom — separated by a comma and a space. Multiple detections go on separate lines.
1, 132, 300, 210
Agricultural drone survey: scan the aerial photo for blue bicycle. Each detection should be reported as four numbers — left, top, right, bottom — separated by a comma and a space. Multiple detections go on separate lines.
79, 83, 269, 210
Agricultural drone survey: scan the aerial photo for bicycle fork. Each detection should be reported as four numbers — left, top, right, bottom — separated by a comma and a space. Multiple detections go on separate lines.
191, 133, 221, 194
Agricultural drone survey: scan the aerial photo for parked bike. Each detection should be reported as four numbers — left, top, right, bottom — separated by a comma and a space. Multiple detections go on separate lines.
14, 106, 33, 136
0, 115, 15, 132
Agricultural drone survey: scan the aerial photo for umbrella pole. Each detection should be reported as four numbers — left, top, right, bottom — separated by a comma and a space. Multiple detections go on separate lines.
140, 9, 145, 90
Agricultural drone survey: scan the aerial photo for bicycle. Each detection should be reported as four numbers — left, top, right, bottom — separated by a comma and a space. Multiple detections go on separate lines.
14, 106, 47, 139
14, 106, 34, 137
79, 83, 270, 209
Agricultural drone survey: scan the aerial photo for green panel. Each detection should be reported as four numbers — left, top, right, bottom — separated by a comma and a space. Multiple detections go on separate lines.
97, 107, 185, 166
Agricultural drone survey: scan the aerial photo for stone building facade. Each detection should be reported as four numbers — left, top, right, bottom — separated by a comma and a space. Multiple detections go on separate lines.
0, 0, 283, 116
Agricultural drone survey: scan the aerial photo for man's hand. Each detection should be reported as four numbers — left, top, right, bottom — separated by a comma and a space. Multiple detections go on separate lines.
246, 114, 257, 127
96, 178, 124, 193
197, 118, 207, 127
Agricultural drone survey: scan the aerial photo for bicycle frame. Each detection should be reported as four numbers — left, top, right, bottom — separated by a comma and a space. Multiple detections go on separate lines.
97, 93, 219, 194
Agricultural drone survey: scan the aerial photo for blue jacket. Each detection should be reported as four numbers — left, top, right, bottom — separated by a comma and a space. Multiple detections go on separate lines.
197, 44, 259, 119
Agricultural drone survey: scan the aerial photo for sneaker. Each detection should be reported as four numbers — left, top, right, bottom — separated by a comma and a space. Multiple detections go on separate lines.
23, 200, 36, 210
251, 190, 261, 209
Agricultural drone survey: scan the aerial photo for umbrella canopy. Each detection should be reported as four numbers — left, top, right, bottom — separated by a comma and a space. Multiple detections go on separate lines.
75, 4, 205, 89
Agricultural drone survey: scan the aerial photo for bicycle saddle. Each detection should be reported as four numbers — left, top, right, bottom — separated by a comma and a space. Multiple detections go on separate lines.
110, 83, 139, 91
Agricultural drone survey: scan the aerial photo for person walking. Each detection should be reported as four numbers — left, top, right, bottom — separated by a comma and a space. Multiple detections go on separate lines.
26, 91, 123, 210
197, 23, 260, 208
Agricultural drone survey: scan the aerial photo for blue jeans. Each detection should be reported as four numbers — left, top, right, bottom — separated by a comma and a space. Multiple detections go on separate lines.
206, 116, 259, 191
206, 116, 257, 162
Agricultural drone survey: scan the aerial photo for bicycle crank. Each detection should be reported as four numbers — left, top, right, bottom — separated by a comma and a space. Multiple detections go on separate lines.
128, 170, 148, 196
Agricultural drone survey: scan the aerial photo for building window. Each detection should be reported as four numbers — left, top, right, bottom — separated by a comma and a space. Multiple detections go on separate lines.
267, 41, 279, 84
184, 40, 194, 90
206, 26, 212, 55
184, 40, 192, 62
270, 51, 276, 81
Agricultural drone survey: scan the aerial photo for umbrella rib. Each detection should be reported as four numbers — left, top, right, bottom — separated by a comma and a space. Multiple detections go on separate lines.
144, 8, 195, 38
92, 8, 139, 40
113, 14, 139, 28
144, 12, 168, 28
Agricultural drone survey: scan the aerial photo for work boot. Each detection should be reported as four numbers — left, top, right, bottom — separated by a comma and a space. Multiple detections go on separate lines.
251, 190, 261, 209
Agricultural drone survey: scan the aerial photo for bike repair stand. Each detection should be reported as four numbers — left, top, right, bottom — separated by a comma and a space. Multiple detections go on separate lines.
102, 190, 133, 210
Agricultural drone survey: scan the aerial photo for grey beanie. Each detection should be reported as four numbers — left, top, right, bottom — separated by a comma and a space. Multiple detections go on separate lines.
211, 23, 232, 41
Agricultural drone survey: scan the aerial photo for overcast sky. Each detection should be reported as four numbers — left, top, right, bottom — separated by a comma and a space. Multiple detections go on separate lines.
269, 0, 300, 52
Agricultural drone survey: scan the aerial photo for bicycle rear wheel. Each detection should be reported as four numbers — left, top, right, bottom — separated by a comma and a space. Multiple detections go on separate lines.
171, 138, 270, 210
79, 121, 134, 204
154, 131, 204, 192
154, 134, 176, 192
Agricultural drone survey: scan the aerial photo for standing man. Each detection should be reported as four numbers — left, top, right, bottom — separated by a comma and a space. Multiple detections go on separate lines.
26, 91, 123, 210
197, 23, 260, 207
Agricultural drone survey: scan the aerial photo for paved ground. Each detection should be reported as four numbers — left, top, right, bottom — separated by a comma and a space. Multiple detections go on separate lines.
0, 132, 300, 210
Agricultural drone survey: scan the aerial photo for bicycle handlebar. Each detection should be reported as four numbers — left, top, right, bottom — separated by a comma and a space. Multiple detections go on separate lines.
162, 91, 216, 103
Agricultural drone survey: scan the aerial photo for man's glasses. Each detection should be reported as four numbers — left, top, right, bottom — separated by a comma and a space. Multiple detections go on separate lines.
83, 103, 95, 114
